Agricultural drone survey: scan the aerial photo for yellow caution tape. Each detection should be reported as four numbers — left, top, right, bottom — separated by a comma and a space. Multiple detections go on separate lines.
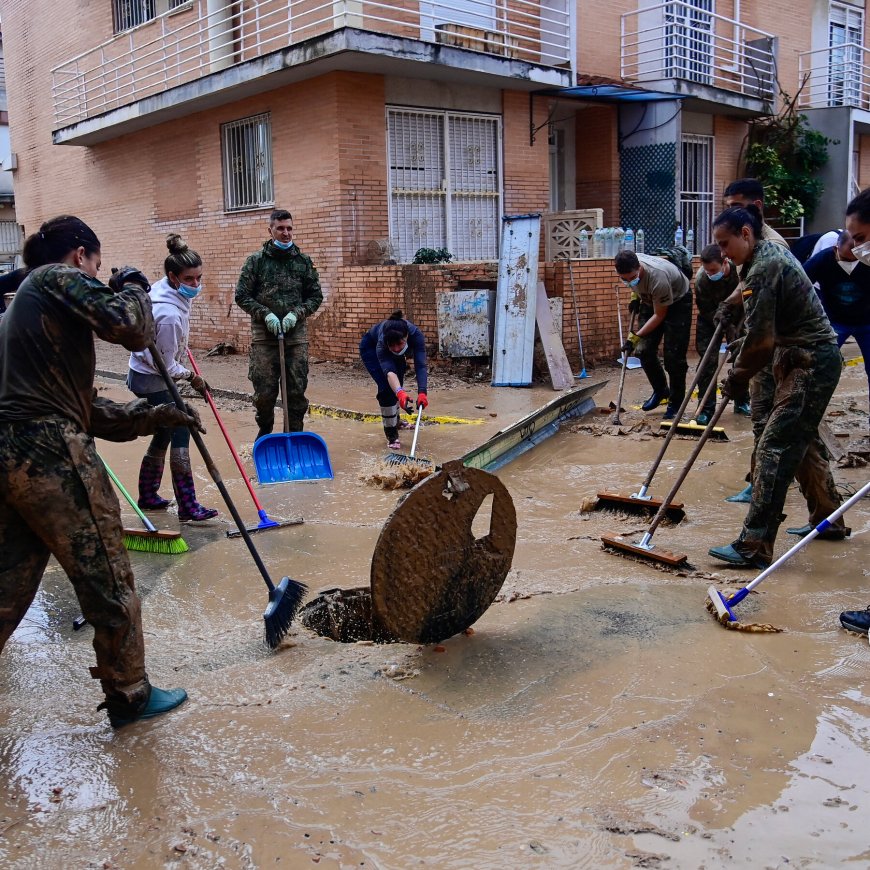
308, 403, 482, 425
845, 356, 865, 367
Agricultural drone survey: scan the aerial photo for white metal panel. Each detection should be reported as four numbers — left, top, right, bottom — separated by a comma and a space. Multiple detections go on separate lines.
491, 213, 541, 387
437, 289, 492, 356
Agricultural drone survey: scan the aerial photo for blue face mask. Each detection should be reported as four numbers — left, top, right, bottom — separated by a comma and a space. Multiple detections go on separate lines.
707, 270, 725, 282
273, 239, 294, 250
176, 282, 201, 300
392, 341, 408, 356
623, 275, 640, 288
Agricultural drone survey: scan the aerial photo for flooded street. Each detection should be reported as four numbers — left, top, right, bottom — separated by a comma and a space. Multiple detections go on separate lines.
1, 347, 869, 869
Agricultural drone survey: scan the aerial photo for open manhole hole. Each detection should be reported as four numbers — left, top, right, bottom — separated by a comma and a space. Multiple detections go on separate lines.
299, 587, 399, 643
301, 463, 517, 645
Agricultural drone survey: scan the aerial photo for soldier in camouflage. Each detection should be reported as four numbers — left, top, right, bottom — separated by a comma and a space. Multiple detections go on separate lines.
235, 210, 323, 438
708, 205, 848, 570
0, 215, 200, 727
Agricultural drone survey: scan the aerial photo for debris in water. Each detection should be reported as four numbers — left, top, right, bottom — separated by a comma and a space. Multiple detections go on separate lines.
704, 592, 784, 632
360, 457, 433, 489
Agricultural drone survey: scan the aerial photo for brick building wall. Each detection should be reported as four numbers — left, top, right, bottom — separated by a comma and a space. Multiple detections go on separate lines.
574, 106, 621, 225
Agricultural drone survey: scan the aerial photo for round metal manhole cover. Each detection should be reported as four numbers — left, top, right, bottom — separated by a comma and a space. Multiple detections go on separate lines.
370, 461, 517, 644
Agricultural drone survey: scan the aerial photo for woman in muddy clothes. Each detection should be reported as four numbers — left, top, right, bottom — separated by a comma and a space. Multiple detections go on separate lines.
707, 204, 847, 570
0, 215, 199, 727
359, 310, 428, 449
127, 234, 217, 521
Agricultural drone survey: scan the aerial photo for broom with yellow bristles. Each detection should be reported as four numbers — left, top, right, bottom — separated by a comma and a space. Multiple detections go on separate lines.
100, 456, 189, 555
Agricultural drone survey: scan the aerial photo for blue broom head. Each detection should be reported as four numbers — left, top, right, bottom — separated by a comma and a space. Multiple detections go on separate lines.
264, 576, 308, 649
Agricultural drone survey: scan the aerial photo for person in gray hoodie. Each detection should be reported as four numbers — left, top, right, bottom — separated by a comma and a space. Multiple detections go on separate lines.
127, 234, 217, 521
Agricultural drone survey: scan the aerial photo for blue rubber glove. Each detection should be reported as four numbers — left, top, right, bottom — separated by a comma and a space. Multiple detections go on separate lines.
281, 311, 298, 333
264, 313, 281, 336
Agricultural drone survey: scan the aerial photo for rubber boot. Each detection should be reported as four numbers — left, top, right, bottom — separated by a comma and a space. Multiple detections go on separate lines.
384, 425, 400, 450
137, 451, 170, 510
724, 483, 753, 503
104, 684, 188, 728
641, 389, 670, 412
170, 448, 218, 521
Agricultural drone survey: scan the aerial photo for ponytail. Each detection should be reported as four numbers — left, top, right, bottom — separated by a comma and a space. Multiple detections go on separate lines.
22, 215, 100, 269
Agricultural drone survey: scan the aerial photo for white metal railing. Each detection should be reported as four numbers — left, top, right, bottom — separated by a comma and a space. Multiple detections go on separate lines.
621, 1, 775, 101
51, 0, 572, 127
0, 222, 23, 255
798, 43, 870, 110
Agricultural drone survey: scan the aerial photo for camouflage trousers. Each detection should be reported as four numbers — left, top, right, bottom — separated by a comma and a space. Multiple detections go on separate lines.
249, 339, 310, 436
735, 343, 845, 563
0, 418, 151, 717
695, 315, 748, 413
637, 292, 692, 404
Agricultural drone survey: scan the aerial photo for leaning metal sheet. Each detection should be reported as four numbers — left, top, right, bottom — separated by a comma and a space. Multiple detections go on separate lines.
370, 461, 518, 644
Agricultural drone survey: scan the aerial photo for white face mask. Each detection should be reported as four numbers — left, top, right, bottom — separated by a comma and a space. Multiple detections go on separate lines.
838, 259, 858, 274
851, 240, 870, 266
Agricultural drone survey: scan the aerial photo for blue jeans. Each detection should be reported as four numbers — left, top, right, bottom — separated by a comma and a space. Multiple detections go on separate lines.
832, 321, 870, 405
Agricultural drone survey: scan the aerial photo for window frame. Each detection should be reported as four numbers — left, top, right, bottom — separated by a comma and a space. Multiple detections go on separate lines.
220, 112, 275, 213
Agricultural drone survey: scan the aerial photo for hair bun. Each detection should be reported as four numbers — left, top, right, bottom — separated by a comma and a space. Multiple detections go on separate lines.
389, 309, 404, 320
166, 233, 189, 255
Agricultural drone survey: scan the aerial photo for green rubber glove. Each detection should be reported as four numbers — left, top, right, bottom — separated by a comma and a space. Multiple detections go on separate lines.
281, 312, 298, 333
264, 313, 281, 335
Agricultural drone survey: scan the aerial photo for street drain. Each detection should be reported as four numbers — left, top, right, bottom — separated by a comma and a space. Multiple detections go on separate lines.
299, 587, 399, 643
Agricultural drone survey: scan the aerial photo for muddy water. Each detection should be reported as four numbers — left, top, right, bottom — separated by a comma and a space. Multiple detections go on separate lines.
1, 353, 869, 869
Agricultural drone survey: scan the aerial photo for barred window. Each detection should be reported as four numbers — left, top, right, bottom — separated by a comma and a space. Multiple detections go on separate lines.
113, 0, 187, 33
221, 113, 275, 212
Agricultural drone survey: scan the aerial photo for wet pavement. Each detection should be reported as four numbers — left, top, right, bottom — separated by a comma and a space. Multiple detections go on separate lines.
1, 340, 869, 868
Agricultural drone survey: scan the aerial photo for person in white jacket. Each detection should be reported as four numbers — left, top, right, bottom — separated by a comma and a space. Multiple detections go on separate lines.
127, 234, 217, 521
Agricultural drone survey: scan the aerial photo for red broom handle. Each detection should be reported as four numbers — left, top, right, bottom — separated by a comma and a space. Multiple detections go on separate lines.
187, 349, 266, 513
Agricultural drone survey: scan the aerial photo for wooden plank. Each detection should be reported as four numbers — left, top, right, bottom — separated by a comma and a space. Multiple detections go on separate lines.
534, 282, 574, 390
491, 213, 541, 387
818, 420, 846, 462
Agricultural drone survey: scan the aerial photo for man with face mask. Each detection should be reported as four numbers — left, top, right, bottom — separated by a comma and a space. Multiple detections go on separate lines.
614, 250, 692, 419
235, 210, 323, 438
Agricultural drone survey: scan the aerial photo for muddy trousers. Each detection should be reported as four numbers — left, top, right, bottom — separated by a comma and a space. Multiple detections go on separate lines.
735, 343, 844, 564
695, 315, 748, 414
360, 342, 406, 443
0, 419, 150, 719
747, 362, 846, 534
249, 339, 310, 437
637, 292, 692, 406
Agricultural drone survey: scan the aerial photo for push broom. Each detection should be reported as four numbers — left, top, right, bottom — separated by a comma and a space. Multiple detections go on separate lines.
187, 349, 304, 538
601, 395, 732, 567
567, 260, 589, 379
100, 455, 189, 555
609, 311, 637, 425
593, 320, 727, 520
152, 343, 306, 648
708, 480, 870, 626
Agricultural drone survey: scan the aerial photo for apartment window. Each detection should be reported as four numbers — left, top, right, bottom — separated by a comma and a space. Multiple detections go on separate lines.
665, 0, 714, 85
679, 133, 714, 250
829, 2, 864, 106
113, 0, 187, 33
221, 114, 274, 212
387, 108, 501, 262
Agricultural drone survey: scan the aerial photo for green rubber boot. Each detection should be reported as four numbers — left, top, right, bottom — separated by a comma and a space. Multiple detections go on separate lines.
107, 686, 188, 728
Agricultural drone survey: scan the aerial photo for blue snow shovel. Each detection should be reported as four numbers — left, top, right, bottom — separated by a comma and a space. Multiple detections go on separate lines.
253, 332, 334, 484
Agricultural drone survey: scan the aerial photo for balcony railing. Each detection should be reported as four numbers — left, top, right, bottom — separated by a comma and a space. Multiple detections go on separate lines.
51, 0, 572, 127
798, 44, 870, 110
621, 1, 775, 102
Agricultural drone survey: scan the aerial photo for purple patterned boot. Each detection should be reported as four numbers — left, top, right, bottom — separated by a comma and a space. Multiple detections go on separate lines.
170, 448, 218, 522
137, 452, 170, 510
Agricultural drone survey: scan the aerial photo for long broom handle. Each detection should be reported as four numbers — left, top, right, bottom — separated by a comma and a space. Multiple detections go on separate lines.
695, 337, 730, 416
99, 455, 158, 533
726, 480, 870, 608
636, 320, 725, 495
278, 332, 290, 434
641, 394, 732, 543
409, 403, 423, 458
612, 309, 637, 425
187, 349, 267, 514
567, 259, 586, 371
150, 342, 277, 593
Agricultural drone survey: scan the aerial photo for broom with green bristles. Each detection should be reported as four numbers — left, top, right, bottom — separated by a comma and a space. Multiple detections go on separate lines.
100, 456, 189, 555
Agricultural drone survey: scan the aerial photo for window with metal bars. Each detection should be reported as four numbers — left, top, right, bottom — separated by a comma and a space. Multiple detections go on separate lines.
828, 2, 864, 106
387, 107, 501, 263
679, 133, 714, 250
221, 113, 274, 212
113, 0, 187, 33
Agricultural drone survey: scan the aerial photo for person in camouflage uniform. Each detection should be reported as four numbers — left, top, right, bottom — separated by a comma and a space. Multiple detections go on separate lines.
0, 215, 200, 727
235, 209, 323, 438
693, 244, 750, 424
614, 250, 692, 419
708, 205, 847, 569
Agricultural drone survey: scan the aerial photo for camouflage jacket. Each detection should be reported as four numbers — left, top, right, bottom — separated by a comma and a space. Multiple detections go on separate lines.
731, 240, 837, 386
235, 240, 323, 344
0, 264, 156, 436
